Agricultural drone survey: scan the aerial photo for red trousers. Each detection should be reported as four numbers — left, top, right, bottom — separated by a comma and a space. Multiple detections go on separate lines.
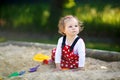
51, 45, 79, 69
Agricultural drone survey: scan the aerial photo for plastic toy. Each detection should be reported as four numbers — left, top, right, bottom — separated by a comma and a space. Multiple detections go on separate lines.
43, 59, 53, 64
43, 59, 49, 64
8, 72, 19, 78
33, 53, 50, 62
29, 65, 40, 72
8, 70, 26, 78
19, 71, 26, 75
0, 77, 2, 80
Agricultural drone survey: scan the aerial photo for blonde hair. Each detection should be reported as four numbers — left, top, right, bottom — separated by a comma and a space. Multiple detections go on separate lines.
58, 15, 84, 35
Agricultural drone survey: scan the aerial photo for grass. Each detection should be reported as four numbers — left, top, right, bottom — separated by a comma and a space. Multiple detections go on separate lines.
1, 3, 120, 32
0, 37, 6, 42
0, 2, 120, 52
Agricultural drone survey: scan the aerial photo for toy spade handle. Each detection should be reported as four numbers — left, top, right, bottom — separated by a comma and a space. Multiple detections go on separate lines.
35, 64, 40, 68
29, 64, 40, 72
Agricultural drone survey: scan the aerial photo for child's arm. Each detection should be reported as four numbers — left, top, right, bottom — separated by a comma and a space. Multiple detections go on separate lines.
55, 63, 61, 69
77, 39, 86, 68
55, 37, 62, 64
53, 63, 61, 71
53, 37, 63, 71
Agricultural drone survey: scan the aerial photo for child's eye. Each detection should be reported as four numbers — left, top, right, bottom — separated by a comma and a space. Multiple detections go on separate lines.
69, 26, 72, 28
75, 25, 78, 27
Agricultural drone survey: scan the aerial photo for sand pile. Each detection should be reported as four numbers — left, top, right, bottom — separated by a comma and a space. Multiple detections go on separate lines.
0, 42, 120, 80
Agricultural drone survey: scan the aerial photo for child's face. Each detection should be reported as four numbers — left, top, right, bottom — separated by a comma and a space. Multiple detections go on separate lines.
64, 18, 80, 36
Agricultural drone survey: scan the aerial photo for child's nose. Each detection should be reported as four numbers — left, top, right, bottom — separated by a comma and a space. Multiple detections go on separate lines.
73, 26, 76, 29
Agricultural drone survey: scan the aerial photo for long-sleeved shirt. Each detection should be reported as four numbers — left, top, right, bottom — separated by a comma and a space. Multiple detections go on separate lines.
55, 36, 86, 67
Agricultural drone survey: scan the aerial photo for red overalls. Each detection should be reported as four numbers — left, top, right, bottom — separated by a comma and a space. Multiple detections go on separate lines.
51, 36, 80, 69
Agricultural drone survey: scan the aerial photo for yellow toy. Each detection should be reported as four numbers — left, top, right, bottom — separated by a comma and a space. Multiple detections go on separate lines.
33, 53, 50, 62
0, 77, 2, 80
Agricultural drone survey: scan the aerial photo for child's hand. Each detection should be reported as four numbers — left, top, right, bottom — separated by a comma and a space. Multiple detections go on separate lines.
72, 67, 85, 72
53, 63, 61, 71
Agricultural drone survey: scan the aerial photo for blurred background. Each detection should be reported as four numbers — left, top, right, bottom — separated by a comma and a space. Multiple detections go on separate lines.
0, 0, 120, 52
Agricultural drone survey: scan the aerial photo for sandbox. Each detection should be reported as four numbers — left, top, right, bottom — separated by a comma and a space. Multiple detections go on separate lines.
0, 41, 120, 80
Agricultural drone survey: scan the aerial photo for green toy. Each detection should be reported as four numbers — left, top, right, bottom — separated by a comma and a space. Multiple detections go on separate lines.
8, 72, 19, 78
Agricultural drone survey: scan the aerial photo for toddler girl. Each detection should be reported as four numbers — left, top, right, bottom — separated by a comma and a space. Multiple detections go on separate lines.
51, 15, 85, 71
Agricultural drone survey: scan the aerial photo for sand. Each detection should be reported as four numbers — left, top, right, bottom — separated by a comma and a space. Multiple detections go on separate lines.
0, 42, 120, 80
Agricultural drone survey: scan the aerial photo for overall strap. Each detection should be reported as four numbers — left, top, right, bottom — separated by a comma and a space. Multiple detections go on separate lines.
62, 36, 66, 48
62, 36, 80, 51
70, 37, 80, 51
